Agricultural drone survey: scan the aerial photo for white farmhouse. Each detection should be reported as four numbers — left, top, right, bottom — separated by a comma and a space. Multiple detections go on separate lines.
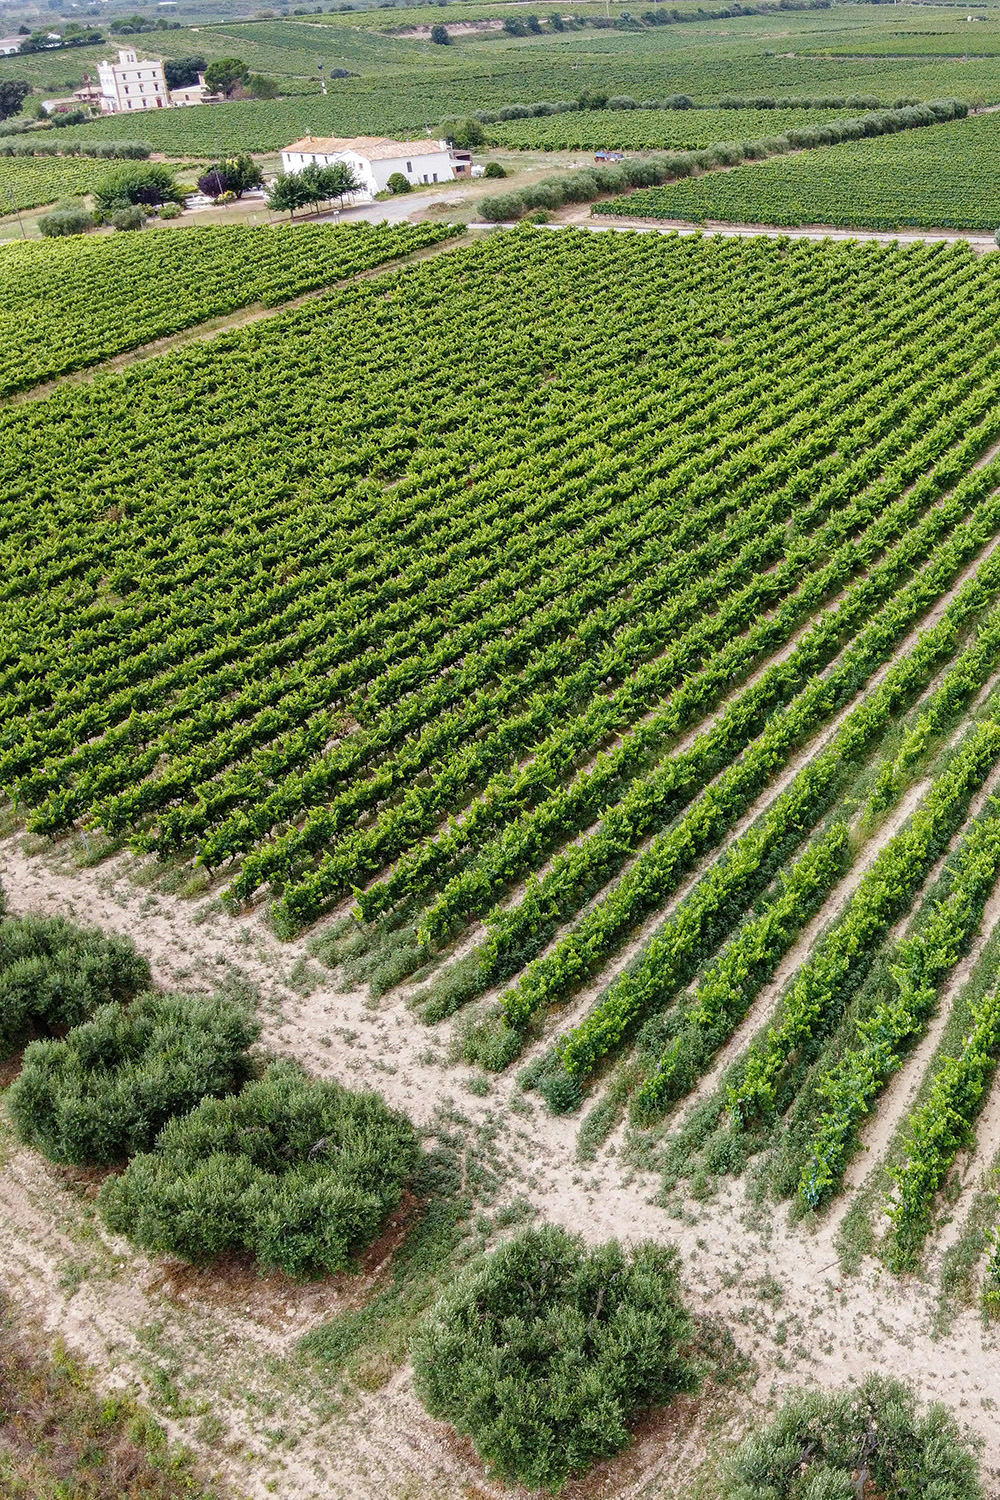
280, 135, 463, 196
0, 37, 22, 56
97, 48, 169, 114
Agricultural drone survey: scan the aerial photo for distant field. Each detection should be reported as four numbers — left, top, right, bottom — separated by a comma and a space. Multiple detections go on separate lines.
603, 109, 1000, 229
488, 105, 876, 152
0, 221, 456, 397
10, 6, 1000, 153
0, 153, 111, 210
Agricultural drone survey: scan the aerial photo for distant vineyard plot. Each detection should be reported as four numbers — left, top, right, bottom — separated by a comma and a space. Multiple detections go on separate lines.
602, 110, 1000, 230
0, 154, 114, 211
487, 105, 870, 152
0, 222, 458, 397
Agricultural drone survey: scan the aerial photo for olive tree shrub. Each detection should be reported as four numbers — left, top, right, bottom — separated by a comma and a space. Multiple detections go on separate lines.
411, 1224, 699, 1492
0, 902, 150, 1058
100, 1061, 418, 1277
7, 993, 258, 1165
720, 1375, 984, 1500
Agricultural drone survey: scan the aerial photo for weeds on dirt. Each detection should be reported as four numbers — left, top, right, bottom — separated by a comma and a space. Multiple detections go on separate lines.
299, 1107, 533, 1391
0, 1296, 221, 1500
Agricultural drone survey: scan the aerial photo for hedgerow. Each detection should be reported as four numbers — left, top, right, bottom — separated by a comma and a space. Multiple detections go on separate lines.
99, 1061, 418, 1277
6, 993, 259, 1166
478, 100, 967, 220
605, 103, 1000, 232
411, 1224, 699, 1492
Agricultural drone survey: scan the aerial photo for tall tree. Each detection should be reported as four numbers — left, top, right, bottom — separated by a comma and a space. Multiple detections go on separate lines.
203, 57, 250, 97
0, 81, 30, 121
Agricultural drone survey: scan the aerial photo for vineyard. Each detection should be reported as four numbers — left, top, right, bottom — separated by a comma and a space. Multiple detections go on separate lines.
0, 222, 458, 398
32, 8, 1000, 159
487, 105, 870, 153
1, 96, 1000, 1490
3, 227, 1000, 1303
603, 109, 1000, 231
0, 153, 121, 212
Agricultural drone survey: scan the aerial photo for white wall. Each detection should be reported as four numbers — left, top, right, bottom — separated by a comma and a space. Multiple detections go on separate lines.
279, 144, 456, 196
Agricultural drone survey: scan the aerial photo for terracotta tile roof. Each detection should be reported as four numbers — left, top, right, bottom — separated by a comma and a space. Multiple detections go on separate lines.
283, 135, 447, 159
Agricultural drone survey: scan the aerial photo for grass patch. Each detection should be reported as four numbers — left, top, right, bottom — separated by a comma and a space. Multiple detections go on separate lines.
300, 1108, 532, 1389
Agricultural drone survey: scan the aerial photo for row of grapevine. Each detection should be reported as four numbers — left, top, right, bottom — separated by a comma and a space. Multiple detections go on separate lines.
501, 478, 1000, 1073
4, 234, 971, 888
267, 258, 1000, 936
729, 720, 1000, 1126
634, 610, 1000, 1124
884, 987, 1000, 1267
7, 233, 1000, 1065
798, 795, 1000, 1210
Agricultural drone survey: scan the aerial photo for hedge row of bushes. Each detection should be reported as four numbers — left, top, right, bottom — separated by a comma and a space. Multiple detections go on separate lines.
0, 881, 417, 1279
0, 139, 150, 159
479, 98, 968, 222
38, 163, 186, 237
470, 91, 915, 124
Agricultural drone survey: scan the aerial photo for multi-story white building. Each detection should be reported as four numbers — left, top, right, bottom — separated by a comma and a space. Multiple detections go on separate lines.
280, 136, 462, 197
97, 49, 169, 113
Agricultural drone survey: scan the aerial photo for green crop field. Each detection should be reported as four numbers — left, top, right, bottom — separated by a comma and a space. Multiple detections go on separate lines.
7, 227, 1000, 1263
15, 4, 1000, 155
12, 7, 1000, 1493
487, 105, 879, 152
603, 108, 1000, 229
0, 153, 116, 210
0, 222, 456, 396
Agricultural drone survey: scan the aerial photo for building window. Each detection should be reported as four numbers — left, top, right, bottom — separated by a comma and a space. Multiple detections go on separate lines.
433, 172, 438, 182
406, 160, 412, 173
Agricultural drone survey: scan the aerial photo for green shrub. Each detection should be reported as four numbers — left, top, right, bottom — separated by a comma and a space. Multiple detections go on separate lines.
479, 191, 524, 222
93, 162, 181, 214
411, 1224, 699, 1491
99, 1060, 417, 1276
483, 160, 506, 178
110, 205, 146, 231
386, 171, 411, 194
37, 205, 94, 237
7, 993, 259, 1166
157, 201, 182, 219
0, 911, 150, 1058
720, 1375, 984, 1500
